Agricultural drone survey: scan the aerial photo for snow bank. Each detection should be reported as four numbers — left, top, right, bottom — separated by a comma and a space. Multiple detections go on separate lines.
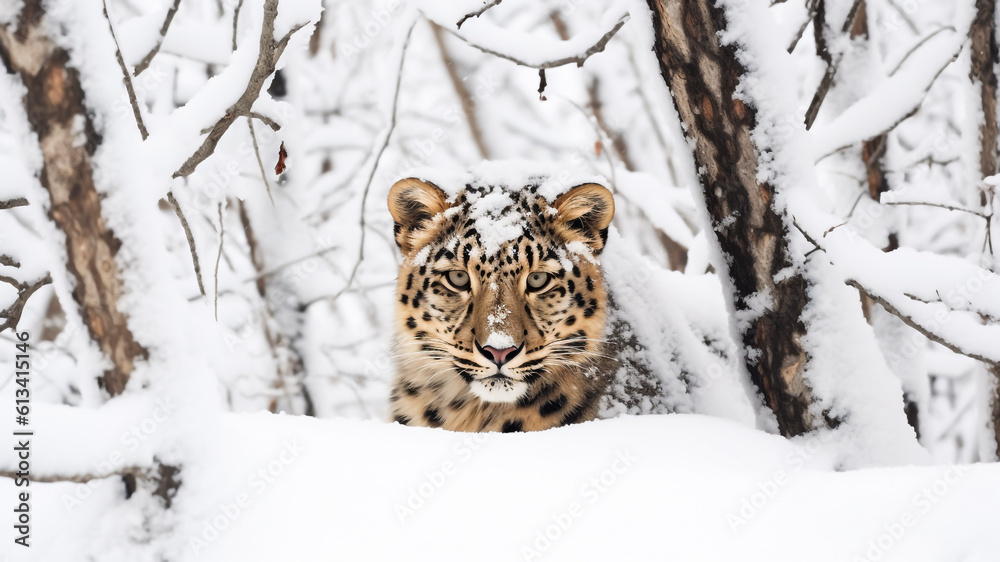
2, 412, 996, 561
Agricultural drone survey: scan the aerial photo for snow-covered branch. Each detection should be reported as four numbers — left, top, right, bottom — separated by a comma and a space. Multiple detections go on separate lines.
422, 3, 630, 69
790, 193, 1000, 366
810, 28, 964, 160
169, 0, 310, 178
456, 0, 502, 29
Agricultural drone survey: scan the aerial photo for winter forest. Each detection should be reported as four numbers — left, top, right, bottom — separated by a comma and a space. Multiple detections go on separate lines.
0, 0, 999, 559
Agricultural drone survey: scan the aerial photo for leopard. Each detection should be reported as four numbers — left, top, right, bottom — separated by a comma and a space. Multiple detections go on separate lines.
386, 172, 616, 432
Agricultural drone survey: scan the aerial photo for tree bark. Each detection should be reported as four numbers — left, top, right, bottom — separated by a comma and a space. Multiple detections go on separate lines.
646, 0, 819, 436
970, 0, 1000, 457
972, 0, 998, 185
0, 1, 147, 396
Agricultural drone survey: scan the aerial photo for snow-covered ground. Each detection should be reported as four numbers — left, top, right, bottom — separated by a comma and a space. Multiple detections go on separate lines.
3, 413, 997, 561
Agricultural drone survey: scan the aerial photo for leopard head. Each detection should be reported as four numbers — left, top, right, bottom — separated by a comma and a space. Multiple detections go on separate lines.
388, 176, 614, 416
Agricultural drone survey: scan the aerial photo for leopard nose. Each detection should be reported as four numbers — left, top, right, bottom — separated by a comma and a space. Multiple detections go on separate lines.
477, 343, 521, 366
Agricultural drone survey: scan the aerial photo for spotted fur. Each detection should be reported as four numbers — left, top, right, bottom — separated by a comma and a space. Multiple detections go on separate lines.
387, 176, 615, 432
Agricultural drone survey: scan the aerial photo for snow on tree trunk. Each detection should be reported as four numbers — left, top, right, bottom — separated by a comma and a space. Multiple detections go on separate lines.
969, 0, 1000, 458
644, 0, 926, 463
645, 0, 815, 436
0, 0, 147, 397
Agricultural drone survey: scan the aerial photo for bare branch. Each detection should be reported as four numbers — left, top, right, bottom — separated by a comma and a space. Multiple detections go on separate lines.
441, 12, 630, 70
134, 0, 182, 76
882, 200, 990, 219
247, 117, 274, 204
887, 26, 952, 76
0, 255, 19, 268
0, 198, 28, 210
232, 0, 245, 51
214, 202, 224, 321
242, 245, 338, 284
166, 190, 205, 296
803, 0, 866, 129
250, 111, 281, 131
103, 0, 149, 140
787, 0, 817, 53
457, 0, 503, 29
0, 273, 52, 333
174, 0, 308, 178
0, 466, 144, 484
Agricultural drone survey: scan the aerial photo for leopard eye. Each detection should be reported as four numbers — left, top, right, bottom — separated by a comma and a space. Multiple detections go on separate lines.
526, 272, 551, 292
445, 270, 470, 291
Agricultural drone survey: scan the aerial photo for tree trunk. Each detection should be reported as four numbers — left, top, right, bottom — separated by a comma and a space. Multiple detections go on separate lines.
0, 1, 147, 396
972, 0, 998, 186
970, 0, 1000, 458
646, 0, 820, 436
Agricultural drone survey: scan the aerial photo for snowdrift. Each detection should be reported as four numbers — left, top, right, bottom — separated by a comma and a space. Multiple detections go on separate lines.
2, 413, 997, 561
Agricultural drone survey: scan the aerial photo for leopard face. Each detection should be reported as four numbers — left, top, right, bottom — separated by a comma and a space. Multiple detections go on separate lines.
387, 176, 615, 432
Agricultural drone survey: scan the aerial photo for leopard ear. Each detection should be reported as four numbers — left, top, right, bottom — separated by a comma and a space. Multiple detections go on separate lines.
553, 183, 615, 253
388, 178, 451, 255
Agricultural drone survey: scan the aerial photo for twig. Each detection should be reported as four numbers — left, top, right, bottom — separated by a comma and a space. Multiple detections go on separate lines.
882, 200, 989, 219
134, 0, 182, 76
250, 111, 281, 131
442, 12, 629, 70
787, 0, 818, 53
586, 78, 635, 171
247, 117, 274, 204
103, 0, 149, 140
232, 0, 245, 51
235, 201, 309, 415
0, 274, 52, 333
0, 198, 28, 210
429, 22, 490, 159
885, 0, 919, 34
887, 26, 954, 77
174, 0, 308, 178
554, 92, 618, 188
242, 245, 339, 283
804, 0, 834, 130
214, 202, 224, 321
625, 45, 678, 186
166, 190, 205, 296
302, 22, 415, 310
457, 0, 503, 29
0, 466, 144, 484
803, 0, 865, 129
